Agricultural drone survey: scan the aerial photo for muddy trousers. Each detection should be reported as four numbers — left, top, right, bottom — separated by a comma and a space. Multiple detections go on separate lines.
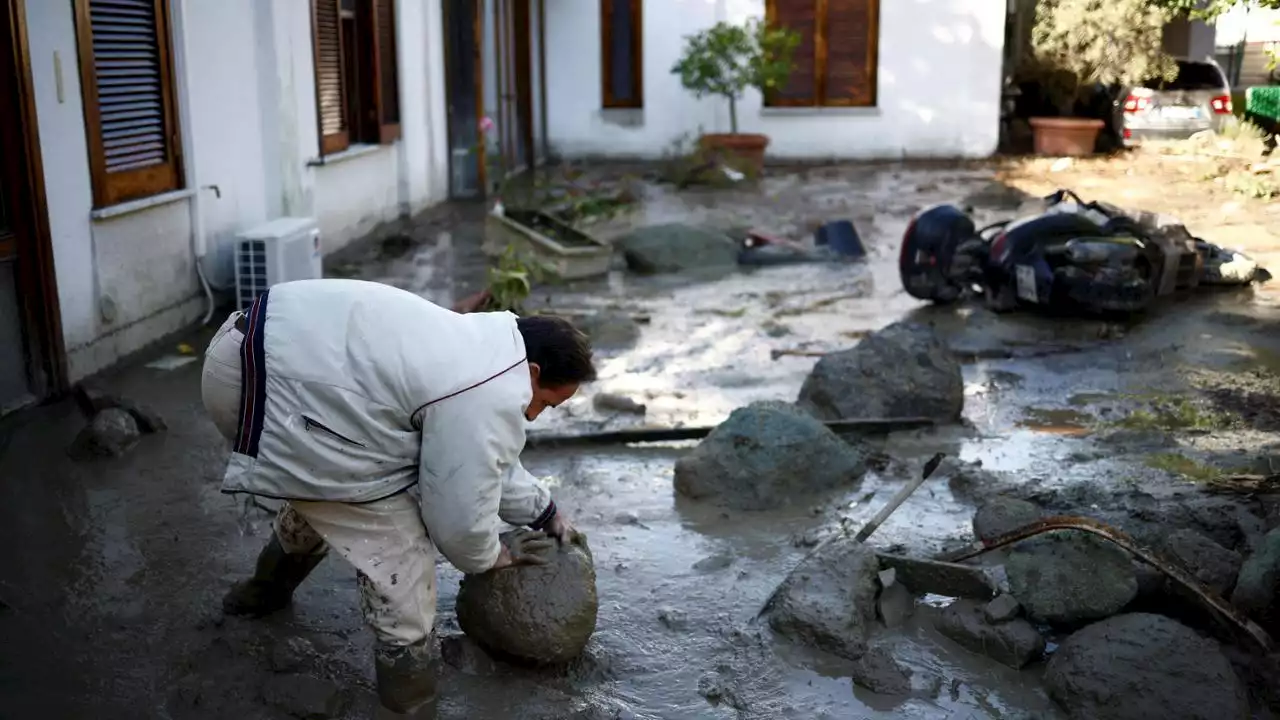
202, 311, 441, 712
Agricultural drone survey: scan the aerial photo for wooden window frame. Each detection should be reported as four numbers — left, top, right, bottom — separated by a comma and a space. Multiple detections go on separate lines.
311, 0, 401, 158
72, 0, 184, 209
600, 0, 643, 109
764, 0, 880, 109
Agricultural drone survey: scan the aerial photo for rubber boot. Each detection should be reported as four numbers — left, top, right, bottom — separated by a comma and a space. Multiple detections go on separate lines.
222, 533, 326, 617
375, 638, 440, 715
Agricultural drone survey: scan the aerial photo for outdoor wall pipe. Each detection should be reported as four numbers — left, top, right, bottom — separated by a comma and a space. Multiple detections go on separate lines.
174, 0, 217, 325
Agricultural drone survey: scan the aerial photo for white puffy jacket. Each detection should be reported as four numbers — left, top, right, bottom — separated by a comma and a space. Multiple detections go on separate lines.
221, 279, 554, 574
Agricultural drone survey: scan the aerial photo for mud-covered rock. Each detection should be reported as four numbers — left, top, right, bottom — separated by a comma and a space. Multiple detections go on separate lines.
617, 223, 739, 274
1232, 527, 1280, 632
972, 497, 1042, 542
876, 582, 914, 629
983, 594, 1022, 624
73, 383, 167, 433
261, 673, 344, 719
1006, 534, 1138, 626
936, 599, 1045, 669
70, 408, 141, 459
456, 532, 598, 666
439, 633, 501, 677
1160, 528, 1243, 596
270, 637, 316, 673
593, 392, 646, 415
1044, 613, 1248, 720
673, 401, 868, 511
849, 645, 913, 695
797, 322, 963, 423
766, 536, 879, 661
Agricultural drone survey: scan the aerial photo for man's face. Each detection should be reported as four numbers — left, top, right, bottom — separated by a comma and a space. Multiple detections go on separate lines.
526, 363, 579, 421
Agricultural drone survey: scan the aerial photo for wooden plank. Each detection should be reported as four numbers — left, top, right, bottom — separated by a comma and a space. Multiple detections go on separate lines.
525, 416, 936, 449
765, 0, 819, 106
875, 553, 1000, 600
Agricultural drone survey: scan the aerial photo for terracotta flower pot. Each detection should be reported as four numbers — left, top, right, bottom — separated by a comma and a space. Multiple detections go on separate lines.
1029, 117, 1105, 157
698, 133, 770, 177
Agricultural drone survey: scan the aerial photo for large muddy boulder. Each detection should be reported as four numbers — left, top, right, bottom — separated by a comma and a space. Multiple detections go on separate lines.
1159, 528, 1243, 597
455, 532, 598, 666
766, 536, 879, 661
1044, 613, 1248, 720
616, 223, 739, 274
935, 598, 1045, 669
1232, 527, 1280, 632
673, 401, 868, 511
1006, 534, 1137, 626
797, 322, 963, 423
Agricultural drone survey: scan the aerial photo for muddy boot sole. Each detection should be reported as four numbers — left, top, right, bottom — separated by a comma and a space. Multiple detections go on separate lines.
221, 534, 326, 618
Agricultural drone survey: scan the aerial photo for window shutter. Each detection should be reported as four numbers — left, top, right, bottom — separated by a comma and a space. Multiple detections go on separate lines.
75, 0, 183, 207
312, 0, 349, 154
601, 0, 643, 108
767, 0, 819, 106
823, 0, 878, 106
372, 0, 401, 143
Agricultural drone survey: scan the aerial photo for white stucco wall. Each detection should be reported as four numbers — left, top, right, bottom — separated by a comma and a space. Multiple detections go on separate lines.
544, 0, 1007, 160
24, 0, 450, 382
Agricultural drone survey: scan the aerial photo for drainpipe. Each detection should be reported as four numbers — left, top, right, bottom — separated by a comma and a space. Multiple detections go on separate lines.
173, 0, 217, 325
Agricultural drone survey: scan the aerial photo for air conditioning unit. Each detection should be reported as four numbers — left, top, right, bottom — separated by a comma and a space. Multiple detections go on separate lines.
234, 217, 322, 311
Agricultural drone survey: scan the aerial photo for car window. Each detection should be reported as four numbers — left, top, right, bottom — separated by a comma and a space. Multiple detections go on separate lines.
1141, 61, 1225, 91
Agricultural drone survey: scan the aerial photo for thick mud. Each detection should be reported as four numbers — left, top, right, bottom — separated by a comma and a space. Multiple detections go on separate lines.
3, 161, 1279, 719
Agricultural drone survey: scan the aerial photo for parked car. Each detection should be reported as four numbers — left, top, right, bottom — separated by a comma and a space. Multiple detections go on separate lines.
1117, 58, 1234, 145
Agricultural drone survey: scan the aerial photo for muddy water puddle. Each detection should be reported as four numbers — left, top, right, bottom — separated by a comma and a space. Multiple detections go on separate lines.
426, 447, 1065, 719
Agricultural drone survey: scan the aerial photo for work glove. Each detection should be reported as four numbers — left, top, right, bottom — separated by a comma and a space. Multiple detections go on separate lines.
503, 528, 556, 567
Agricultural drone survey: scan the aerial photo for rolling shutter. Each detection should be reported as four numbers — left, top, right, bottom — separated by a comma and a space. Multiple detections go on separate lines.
76, 0, 183, 207
312, 0, 349, 154
824, 0, 877, 106
373, 0, 401, 142
768, 0, 819, 106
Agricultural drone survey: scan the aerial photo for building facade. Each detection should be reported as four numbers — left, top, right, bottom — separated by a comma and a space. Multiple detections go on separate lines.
543, 0, 1008, 160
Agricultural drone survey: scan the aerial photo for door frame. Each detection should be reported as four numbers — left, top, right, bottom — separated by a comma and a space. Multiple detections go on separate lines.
442, 0, 487, 198
2, 0, 66, 399
492, 0, 538, 179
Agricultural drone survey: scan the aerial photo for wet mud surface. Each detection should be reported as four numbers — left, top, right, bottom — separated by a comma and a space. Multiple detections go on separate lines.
4, 160, 1280, 718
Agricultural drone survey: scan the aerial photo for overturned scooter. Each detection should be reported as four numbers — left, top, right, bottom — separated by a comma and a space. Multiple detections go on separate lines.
900, 189, 1271, 315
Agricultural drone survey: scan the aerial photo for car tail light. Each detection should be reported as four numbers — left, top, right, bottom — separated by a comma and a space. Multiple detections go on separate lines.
1211, 95, 1232, 114
1123, 95, 1150, 113
990, 232, 1009, 262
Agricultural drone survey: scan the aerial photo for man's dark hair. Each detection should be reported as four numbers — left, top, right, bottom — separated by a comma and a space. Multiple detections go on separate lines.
517, 315, 597, 387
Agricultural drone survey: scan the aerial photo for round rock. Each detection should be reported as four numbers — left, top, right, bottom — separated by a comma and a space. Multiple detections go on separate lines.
1045, 613, 1248, 720
972, 497, 1042, 542
456, 532, 598, 666
1006, 534, 1137, 626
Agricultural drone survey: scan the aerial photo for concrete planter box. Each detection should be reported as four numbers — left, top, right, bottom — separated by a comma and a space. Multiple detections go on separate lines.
483, 209, 613, 281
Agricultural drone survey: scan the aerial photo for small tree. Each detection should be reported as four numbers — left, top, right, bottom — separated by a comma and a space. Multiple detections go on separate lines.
1029, 0, 1178, 115
670, 18, 799, 134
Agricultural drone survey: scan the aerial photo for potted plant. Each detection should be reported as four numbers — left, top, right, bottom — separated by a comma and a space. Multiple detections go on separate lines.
671, 18, 799, 176
1025, 0, 1177, 156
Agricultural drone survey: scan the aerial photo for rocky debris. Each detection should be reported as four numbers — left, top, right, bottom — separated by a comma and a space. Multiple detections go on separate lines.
1158, 528, 1243, 596
439, 632, 501, 677
766, 536, 879, 661
73, 382, 168, 434
944, 458, 1014, 502
797, 322, 964, 423
616, 223, 739, 275
849, 645, 913, 695
972, 497, 1042, 542
692, 550, 735, 573
593, 392, 646, 415
1006, 534, 1138, 626
569, 310, 642, 352
1097, 428, 1177, 450
1044, 613, 1248, 720
673, 401, 867, 511
456, 532, 598, 666
697, 670, 748, 711
657, 607, 688, 631
261, 673, 344, 719
1232, 527, 1280, 633
935, 599, 1045, 669
69, 408, 141, 459
983, 594, 1022, 623
270, 637, 317, 673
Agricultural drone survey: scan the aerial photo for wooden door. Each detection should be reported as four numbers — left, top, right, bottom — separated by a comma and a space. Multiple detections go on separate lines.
493, 0, 534, 177
0, 0, 65, 412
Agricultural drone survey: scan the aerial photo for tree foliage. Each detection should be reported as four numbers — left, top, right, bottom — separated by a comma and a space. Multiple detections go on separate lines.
670, 19, 799, 134
1031, 0, 1179, 113
1146, 0, 1280, 20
